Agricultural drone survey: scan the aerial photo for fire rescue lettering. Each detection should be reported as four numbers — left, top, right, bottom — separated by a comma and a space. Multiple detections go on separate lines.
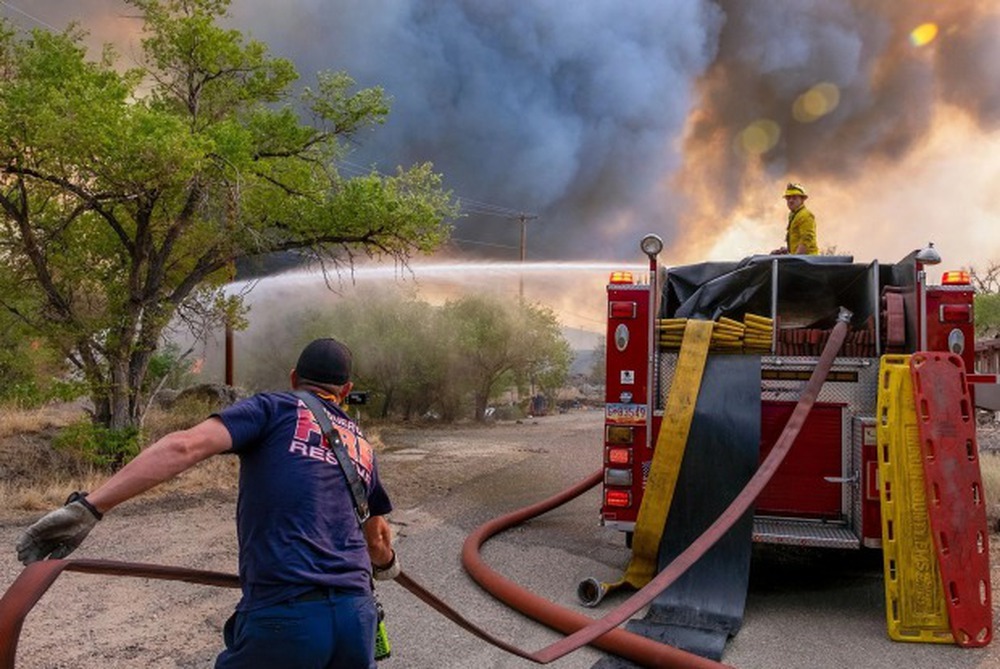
288, 440, 340, 465
290, 403, 375, 484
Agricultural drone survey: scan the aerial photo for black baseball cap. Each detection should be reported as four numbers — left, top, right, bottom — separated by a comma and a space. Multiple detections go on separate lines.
295, 338, 352, 385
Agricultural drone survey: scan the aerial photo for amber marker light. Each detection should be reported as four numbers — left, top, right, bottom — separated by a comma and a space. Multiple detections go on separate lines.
609, 271, 634, 285
941, 270, 971, 286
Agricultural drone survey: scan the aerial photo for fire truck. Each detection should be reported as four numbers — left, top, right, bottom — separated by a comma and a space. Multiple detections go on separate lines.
590, 234, 997, 655
599, 235, 999, 551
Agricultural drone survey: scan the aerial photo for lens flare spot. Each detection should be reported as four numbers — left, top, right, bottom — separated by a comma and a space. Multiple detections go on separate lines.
910, 22, 939, 47
736, 118, 781, 156
792, 82, 840, 123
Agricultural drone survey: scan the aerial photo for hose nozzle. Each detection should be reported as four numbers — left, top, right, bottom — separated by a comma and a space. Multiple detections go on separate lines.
576, 577, 608, 608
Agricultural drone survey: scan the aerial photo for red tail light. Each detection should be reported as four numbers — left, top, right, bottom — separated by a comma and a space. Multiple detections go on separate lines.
607, 447, 632, 464
604, 489, 632, 508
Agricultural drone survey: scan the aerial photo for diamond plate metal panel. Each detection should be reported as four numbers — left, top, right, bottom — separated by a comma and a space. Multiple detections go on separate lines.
752, 517, 860, 549
656, 353, 879, 413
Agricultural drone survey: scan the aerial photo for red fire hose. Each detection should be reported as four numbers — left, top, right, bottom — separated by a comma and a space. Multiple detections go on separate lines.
0, 311, 850, 668
0, 559, 241, 669
457, 308, 851, 666
460, 470, 731, 668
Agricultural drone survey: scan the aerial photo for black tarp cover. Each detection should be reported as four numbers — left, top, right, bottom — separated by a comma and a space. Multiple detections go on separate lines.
663, 255, 883, 330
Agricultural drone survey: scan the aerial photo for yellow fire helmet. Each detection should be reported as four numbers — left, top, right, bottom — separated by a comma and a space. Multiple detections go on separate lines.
784, 182, 808, 198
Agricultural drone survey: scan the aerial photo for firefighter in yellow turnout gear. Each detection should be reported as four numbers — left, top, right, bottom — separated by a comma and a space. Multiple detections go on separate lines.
778, 182, 818, 255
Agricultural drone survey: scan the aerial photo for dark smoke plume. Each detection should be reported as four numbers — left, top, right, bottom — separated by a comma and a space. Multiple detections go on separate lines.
7, 1, 1000, 263
225, 0, 726, 260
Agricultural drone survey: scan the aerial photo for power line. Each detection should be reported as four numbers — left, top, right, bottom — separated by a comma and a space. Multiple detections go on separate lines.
336, 158, 533, 222
455, 196, 523, 219
0, 0, 58, 30
448, 237, 519, 250
3, 3, 538, 243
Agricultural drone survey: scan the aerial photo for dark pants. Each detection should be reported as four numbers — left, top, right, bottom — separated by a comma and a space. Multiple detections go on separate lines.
216, 591, 377, 669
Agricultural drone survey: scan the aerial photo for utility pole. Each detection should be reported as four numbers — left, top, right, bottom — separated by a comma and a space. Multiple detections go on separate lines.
513, 212, 538, 300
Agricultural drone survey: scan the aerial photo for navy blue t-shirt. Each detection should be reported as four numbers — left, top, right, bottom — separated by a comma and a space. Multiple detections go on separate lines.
215, 391, 392, 611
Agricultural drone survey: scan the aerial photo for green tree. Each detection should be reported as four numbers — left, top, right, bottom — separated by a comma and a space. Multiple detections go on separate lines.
519, 302, 573, 410
970, 262, 1000, 337
230, 288, 571, 423
443, 295, 571, 422
0, 309, 79, 405
319, 286, 448, 421
588, 336, 606, 386
0, 1, 456, 430
975, 295, 1000, 338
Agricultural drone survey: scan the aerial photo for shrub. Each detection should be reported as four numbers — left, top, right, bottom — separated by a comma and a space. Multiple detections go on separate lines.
54, 421, 141, 471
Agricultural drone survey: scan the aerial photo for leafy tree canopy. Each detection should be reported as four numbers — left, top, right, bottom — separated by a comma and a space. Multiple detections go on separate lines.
235, 287, 573, 423
970, 262, 1000, 337
0, 0, 457, 429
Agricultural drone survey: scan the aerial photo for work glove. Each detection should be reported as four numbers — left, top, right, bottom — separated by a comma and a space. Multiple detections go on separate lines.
16, 492, 102, 565
372, 550, 401, 581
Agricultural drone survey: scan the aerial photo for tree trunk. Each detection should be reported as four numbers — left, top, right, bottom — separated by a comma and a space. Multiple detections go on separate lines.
380, 387, 394, 420
90, 345, 154, 432
108, 359, 132, 431
474, 391, 488, 422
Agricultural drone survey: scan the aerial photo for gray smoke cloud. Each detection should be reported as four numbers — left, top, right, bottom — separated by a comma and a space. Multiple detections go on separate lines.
7, 1, 1000, 263
225, 0, 726, 260
227, 0, 1000, 262
676, 1, 1000, 252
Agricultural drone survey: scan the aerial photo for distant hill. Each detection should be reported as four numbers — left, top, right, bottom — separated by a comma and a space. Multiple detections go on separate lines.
563, 326, 602, 376
563, 326, 603, 351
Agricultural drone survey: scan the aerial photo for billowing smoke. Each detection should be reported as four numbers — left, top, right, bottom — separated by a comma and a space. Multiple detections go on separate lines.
6, 1, 1000, 267
222, 0, 1000, 265
224, 0, 725, 260
674, 1, 1000, 261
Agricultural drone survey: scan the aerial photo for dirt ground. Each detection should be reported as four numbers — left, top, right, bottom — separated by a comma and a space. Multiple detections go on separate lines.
0, 413, 999, 668
0, 412, 605, 668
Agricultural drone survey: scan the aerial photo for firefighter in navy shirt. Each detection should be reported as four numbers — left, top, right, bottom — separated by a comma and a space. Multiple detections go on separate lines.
16, 338, 398, 669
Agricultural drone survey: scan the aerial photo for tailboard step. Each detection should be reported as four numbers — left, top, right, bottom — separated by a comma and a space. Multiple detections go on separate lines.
753, 517, 860, 549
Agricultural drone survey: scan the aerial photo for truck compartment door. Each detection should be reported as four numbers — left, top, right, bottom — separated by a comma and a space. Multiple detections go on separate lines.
757, 401, 846, 519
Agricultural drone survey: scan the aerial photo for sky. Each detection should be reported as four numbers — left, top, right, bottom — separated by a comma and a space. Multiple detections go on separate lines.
3, 1, 1000, 284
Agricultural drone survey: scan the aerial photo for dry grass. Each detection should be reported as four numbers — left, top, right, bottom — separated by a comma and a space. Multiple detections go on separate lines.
1, 398, 243, 512
3, 470, 110, 512
142, 396, 225, 442
2, 400, 998, 526
980, 451, 1000, 528
0, 404, 81, 438
0, 395, 381, 509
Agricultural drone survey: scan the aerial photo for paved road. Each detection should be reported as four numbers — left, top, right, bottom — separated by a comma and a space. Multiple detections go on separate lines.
375, 410, 999, 669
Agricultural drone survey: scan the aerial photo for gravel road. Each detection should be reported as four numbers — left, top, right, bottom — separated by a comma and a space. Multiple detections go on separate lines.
0, 409, 998, 668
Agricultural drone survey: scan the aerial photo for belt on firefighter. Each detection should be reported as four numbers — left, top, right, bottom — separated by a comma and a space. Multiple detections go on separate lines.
290, 586, 339, 603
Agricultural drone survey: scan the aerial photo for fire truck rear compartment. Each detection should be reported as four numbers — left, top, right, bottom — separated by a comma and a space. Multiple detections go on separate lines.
595, 243, 994, 663
656, 353, 881, 549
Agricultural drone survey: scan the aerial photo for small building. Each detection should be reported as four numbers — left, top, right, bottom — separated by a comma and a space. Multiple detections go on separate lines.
976, 337, 1000, 374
